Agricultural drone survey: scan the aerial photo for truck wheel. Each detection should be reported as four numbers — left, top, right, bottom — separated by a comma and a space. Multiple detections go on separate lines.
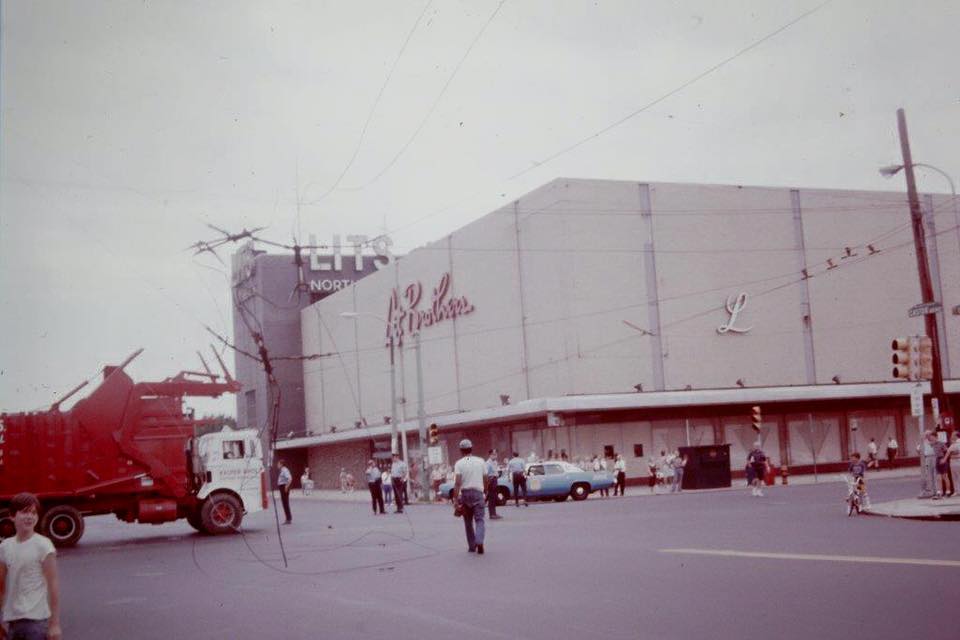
40, 505, 85, 547
201, 494, 243, 534
571, 483, 589, 501
0, 517, 15, 539
496, 487, 509, 507
186, 511, 205, 533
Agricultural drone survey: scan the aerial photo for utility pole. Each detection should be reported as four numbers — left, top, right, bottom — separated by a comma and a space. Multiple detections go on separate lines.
414, 331, 430, 502
895, 108, 953, 432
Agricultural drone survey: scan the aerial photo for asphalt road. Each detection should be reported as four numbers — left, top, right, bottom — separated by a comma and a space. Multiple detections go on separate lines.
57, 477, 958, 640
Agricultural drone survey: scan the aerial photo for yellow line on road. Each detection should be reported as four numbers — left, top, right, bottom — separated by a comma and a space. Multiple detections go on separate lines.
660, 548, 960, 568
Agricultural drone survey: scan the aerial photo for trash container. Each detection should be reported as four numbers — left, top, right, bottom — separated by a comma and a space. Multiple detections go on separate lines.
679, 444, 731, 490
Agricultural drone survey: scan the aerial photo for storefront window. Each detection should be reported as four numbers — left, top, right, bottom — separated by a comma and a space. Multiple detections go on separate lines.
723, 416, 780, 470
847, 411, 896, 459
785, 414, 841, 467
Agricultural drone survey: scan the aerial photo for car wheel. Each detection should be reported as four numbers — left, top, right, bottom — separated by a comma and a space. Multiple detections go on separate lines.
571, 483, 589, 501
40, 505, 85, 547
201, 493, 243, 534
496, 487, 509, 507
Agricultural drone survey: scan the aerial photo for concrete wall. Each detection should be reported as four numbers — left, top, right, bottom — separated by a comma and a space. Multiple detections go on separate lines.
301, 178, 959, 434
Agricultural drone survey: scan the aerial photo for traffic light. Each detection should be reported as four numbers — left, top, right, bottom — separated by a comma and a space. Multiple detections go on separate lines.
751, 405, 762, 432
891, 336, 934, 381
428, 423, 439, 446
892, 337, 916, 380
917, 336, 934, 380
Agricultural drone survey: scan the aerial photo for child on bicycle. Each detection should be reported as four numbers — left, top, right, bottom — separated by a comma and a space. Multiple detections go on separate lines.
847, 452, 871, 508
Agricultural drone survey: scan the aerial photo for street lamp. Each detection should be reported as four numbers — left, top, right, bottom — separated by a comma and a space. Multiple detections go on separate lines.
880, 162, 960, 259
339, 311, 399, 455
878, 113, 956, 450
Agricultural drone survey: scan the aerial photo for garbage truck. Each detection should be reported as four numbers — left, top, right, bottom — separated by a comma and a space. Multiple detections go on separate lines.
0, 349, 267, 547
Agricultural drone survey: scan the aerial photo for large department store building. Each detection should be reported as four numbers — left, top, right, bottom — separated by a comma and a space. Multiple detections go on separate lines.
276, 178, 960, 489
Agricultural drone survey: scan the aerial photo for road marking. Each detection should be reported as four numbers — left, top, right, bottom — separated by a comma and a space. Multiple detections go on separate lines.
660, 548, 960, 568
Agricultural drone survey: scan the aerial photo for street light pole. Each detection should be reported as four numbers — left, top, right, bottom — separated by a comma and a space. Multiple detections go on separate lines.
892, 108, 953, 431
414, 331, 429, 503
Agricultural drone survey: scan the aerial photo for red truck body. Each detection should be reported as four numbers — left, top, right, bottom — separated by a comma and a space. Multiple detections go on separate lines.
0, 350, 258, 546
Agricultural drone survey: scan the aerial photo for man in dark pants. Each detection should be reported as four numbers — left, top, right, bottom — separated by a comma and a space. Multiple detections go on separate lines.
485, 449, 502, 520
507, 451, 528, 507
390, 453, 408, 513
276, 459, 292, 524
365, 459, 385, 514
453, 439, 487, 554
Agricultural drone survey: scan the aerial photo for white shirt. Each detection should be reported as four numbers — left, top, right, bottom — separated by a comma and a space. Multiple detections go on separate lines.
1, 534, 56, 622
278, 465, 292, 486
867, 441, 878, 455
454, 455, 487, 491
614, 458, 626, 472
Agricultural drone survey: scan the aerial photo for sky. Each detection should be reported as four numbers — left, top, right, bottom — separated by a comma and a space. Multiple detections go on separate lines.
1, 0, 958, 417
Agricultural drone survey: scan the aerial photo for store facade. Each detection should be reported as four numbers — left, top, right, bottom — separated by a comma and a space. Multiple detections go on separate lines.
276, 178, 959, 489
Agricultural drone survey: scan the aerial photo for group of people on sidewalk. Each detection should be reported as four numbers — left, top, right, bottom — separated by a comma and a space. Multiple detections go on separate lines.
645, 450, 689, 494
918, 430, 960, 499
363, 454, 411, 515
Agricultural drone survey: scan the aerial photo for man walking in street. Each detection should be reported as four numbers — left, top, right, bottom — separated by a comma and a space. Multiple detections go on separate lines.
452, 439, 487, 554
747, 444, 769, 497
508, 451, 528, 507
276, 459, 293, 524
365, 459, 385, 515
390, 453, 408, 514
485, 450, 502, 520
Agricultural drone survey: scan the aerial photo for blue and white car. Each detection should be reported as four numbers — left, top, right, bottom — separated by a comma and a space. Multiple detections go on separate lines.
439, 461, 614, 505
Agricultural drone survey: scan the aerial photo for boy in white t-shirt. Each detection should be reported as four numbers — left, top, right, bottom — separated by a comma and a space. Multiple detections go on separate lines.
0, 493, 61, 640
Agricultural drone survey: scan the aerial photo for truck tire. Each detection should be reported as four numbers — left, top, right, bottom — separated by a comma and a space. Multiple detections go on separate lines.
40, 505, 85, 547
200, 494, 243, 535
186, 510, 205, 533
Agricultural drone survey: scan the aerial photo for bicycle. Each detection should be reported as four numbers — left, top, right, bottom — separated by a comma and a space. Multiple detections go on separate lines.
845, 475, 868, 516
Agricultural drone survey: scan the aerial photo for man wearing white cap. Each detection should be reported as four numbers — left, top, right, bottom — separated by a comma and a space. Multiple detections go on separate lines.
452, 438, 488, 554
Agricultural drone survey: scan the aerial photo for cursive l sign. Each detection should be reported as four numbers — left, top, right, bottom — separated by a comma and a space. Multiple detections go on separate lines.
717, 292, 753, 334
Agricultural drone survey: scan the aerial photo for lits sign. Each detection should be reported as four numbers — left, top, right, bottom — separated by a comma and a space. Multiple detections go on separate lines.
306, 234, 393, 295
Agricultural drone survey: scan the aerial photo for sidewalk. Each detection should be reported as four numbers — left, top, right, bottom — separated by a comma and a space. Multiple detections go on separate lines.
864, 494, 960, 521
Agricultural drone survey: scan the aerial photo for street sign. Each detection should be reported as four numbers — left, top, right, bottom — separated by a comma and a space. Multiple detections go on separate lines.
910, 385, 924, 417
427, 445, 443, 465
908, 302, 942, 318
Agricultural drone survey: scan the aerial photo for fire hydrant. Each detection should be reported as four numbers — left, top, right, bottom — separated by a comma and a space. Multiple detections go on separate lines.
781, 464, 789, 485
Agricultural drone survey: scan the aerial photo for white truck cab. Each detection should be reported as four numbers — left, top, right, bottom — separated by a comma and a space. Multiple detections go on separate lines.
188, 427, 267, 534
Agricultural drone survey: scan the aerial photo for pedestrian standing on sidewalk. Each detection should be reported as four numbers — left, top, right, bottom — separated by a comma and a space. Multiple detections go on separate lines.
647, 457, 658, 494
0, 493, 63, 640
945, 432, 960, 498
485, 450, 502, 520
932, 432, 950, 499
277, 459, 293, 524
390, 454, 408, 513
613, 454, 626, 496
866, 438, 879, 469
452, 439, 487, 554
886, 436, 899, 464
365, 460, 385, 515
380, 468, 393, 505
671, 450, 687, 493
339, 468, 349, 493
747, 444, 768, 497
508, 452, 528, 507
593, 455, 610, 497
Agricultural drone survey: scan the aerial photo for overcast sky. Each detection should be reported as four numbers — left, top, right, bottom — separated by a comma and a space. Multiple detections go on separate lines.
1, 0, 957, 416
